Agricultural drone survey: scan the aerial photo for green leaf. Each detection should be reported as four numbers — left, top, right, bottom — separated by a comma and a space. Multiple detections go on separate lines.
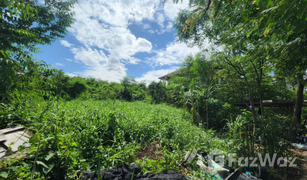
71, 142, 77, 147
0, 171, 8, 179
263, 27, 270, 37
246, 30, 253, 38
36, 161, 49, 169
16, 2, 20, 16
267, 0, 273, 7
261, 6, 279, 14
8, 4, 12, 17
298, 1, 307, 19
252, 0, 260, 5
26, 5, 30, 18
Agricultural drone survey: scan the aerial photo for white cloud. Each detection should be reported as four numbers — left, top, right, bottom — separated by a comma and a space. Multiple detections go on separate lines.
55, 63, 64, 66
147, 37, 222, 66
166, 22, 173, 31
66, 0, 163, 82
63, 0, 198, 82
71, 45, 108, 67
69, 45, 127, 82
156, 12, 165, 28
155, 21, 174, 34
66, 73, 79, 77
141, 1, 190, 34
162, 0, 190, 21
66, 58, 72, 61
83, 65, 126, 83
152, 0, 191, 34
148, 41, 200, 66
123, 57, 141, 65
136, 67, 178, 84
143, 23, 151, 29
60, 40, 74, 47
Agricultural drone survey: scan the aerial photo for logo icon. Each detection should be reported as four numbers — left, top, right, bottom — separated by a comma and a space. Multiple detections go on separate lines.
207, 149, 227, 167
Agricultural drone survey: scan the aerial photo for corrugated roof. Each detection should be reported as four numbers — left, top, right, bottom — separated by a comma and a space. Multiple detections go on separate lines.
158, 70, 181, 80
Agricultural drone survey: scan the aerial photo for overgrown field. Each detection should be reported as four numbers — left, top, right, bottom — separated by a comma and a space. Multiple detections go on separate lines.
0, 99, 233, 179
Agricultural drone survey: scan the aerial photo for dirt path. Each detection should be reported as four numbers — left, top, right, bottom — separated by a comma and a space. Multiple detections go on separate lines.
299, 151, 307, 180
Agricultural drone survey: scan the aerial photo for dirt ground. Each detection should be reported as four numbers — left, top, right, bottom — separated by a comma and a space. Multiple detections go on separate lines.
299, 151, 307, 180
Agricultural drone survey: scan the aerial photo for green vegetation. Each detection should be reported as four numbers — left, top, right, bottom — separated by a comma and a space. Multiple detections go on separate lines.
0, 0, 75, 102
0, 99, 231, 179
174, 0, 307, 139
1, 0, 307, 179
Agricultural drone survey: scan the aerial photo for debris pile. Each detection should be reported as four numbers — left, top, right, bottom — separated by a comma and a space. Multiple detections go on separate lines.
184, 150, 267, 180
291, 135, 307, 151
77, 164, 187, 180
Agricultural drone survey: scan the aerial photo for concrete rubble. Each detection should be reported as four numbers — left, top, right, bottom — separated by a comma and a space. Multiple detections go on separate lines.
0, 126, 32, 159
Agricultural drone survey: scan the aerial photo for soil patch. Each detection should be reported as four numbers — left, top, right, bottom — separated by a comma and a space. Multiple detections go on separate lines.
136, 141, 164, 160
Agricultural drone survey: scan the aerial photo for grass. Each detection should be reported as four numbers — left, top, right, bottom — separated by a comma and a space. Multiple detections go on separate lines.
0, 99, 233, 179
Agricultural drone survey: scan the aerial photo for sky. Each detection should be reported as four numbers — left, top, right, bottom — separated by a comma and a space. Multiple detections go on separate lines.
34, 0, 202, 84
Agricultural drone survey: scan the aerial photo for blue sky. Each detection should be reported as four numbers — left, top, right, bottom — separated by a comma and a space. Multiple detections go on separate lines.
34, 0, 201, 83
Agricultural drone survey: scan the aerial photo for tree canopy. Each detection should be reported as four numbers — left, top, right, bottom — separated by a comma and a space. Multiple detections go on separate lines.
0, 0, 76, 101
173, 0, 307, 138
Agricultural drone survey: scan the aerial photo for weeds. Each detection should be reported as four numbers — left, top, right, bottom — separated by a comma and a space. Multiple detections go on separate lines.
0, 99, 230, 179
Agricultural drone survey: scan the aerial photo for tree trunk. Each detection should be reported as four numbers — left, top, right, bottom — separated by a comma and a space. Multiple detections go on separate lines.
291, 81, 304, 142
206, 101, 209, 129
252, 62, 265, 117
243, 75, 257, 134
259, 93, 265, 117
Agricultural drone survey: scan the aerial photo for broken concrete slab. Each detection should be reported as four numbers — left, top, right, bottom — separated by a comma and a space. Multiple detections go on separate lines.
0, 126, 33, 159
0, 132, 6, 143
184, 149, 197, 163
1, 126, 25, 134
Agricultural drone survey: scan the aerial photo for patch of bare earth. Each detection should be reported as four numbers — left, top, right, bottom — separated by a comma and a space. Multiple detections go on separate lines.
280, 149, 307, 180
136, 141, 164, 160
297, 151, 307, 180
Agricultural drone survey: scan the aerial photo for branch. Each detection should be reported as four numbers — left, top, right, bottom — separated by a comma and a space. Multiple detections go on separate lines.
252, 62, 260, 84
204, 0, 212, 16
223, 57, 244, 76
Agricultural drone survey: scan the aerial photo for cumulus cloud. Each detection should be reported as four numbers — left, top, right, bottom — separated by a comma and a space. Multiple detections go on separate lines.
60, 40, 74, 47
67, 47, 127, 82
66, 0, 163, 81
148, 41, 200, 66
63, 0, 198, 82
71, 45, 108, 67
83, 65, 127, 83
136, 67, 178, 84
162, 0, 190, 21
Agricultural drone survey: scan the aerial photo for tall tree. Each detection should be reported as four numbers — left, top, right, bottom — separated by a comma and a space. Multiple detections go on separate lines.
174, 0, 307, 139
174, 1, 266, 132
0, 0, 76, 100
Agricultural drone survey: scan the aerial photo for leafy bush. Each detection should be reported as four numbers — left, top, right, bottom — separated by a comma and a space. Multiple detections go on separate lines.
226, 111, 293, 168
